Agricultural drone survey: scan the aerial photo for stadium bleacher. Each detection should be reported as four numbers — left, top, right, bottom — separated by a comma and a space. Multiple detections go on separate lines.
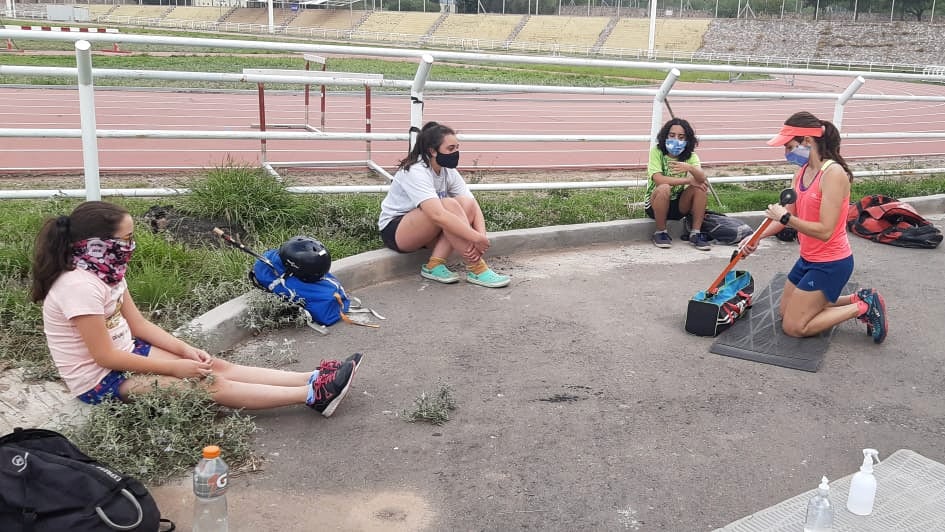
603, 18, 709, 52
432, 13, 523, 44
289, 9, 366, 32
107, 5, 172, 20
224, 7, 296, 27
14, 5, 944, 67
515, 15, 611, 48
356, 11, 441, 36
85, 4, 117, 22
164, 7, 227, 24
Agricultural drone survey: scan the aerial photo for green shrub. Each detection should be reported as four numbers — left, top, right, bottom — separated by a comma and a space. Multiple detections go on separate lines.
178, 162, 305, 233
62, 381, 257, 485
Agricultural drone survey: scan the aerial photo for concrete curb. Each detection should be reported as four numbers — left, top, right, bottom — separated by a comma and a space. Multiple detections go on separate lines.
185, 194, 945, 354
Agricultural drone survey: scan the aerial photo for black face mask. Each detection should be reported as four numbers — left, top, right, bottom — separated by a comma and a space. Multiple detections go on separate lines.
435, 150, 460, 169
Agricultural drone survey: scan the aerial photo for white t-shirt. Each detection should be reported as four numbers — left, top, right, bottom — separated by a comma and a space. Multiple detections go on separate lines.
42, 268, 134, 396
377, 161, 473, 231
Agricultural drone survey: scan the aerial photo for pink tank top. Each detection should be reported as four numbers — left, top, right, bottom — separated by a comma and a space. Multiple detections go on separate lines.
795, 160, 852, 262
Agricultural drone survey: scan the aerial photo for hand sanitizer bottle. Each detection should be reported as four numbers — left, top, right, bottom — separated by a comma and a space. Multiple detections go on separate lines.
804, 476, 834, 532
846, 448, 880, 516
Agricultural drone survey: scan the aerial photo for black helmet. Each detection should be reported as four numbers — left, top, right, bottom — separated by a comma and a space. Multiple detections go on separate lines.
278, 236, 331, 282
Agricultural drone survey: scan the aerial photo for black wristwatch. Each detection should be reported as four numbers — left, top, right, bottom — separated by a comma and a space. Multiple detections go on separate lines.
780, 212, 792, 226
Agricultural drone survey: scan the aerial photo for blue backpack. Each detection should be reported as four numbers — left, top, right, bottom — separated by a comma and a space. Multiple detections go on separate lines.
249, 249, 354, 327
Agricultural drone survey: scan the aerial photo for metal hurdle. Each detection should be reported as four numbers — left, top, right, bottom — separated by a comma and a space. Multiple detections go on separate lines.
242, 66, 385, 179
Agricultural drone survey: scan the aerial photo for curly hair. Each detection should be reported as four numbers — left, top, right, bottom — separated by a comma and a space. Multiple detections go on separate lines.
655, 118, 699, 162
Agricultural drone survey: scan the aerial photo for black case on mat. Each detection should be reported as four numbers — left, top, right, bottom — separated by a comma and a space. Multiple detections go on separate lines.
685, 270, 754, 337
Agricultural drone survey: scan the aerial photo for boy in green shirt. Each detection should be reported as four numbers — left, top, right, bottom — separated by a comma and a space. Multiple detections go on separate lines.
644, 118, 710, 250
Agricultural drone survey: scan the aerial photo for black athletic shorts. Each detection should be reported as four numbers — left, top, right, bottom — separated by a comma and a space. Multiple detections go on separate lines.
645, 197, 685, 221
380, 215, 405, 253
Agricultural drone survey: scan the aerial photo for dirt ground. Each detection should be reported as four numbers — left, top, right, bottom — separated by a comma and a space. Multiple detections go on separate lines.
148, 231, 945, 531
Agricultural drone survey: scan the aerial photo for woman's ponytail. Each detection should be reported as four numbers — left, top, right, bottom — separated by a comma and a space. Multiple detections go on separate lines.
819, 119, 852, 181
30, 216, 74, 302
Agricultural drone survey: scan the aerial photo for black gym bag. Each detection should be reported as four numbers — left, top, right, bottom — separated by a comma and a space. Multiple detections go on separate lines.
0, 427, 170, 532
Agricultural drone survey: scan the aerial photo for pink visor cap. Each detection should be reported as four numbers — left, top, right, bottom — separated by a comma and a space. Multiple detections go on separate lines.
766, 125, 823, 146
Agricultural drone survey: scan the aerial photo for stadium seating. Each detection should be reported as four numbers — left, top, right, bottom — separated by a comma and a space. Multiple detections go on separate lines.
432, 13, 524, 44
85, 5, 117, 21
164, 7, 227, 24
603, 18, 710, 52
289, 9, 366, 31
107, 5, 172, 21
515, 15, 611, 48
224, 7, 296, 26
356, 11, 440, 36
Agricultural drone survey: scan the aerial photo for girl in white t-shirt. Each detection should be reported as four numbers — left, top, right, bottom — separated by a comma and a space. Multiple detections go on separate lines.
31, 201, 361, 417
377, 121, 510, 288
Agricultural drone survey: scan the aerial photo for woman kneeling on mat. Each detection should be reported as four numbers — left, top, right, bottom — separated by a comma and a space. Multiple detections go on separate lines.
32, 201, 361, 416
378, 121, 510, 288
741, 111, 888, 343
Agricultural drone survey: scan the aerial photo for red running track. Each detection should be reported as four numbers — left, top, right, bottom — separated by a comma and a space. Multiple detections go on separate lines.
1, 75, 943, 174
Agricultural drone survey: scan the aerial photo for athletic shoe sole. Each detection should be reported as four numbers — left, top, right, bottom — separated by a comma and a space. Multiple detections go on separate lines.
871, 292, 888, 344
320, 360, 360, 418
466, 275, 510, 288
420, 270, 460, 284
652, 235, 672, 248
344, 352, 364, 371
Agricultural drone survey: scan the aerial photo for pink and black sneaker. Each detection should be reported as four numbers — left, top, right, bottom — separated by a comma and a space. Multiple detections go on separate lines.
307, 357, 360, 417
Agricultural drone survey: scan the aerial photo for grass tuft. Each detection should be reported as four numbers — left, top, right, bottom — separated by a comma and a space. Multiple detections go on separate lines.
403, 383, 457, 426
178, 161, 305, 234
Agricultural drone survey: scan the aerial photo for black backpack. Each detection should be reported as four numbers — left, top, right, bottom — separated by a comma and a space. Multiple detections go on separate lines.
0, 428, 168, 532
684, 211, 753, 245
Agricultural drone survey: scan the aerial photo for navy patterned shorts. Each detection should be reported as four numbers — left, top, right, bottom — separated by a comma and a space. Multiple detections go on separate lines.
76, 338, 151, 405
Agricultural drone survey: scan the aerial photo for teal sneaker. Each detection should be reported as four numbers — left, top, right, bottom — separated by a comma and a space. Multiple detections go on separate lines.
466, 268, 510, 288
421, 264, 460, 284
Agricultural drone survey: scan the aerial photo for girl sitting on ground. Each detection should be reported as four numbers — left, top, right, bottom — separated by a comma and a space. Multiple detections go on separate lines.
31, 200, 361, 417
377, 121, 510, 288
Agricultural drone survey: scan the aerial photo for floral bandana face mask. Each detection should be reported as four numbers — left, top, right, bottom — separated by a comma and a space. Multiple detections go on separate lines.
72, 237, 136, 286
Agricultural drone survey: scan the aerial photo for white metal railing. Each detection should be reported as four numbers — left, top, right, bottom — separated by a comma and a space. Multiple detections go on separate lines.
1, 29, 945, 200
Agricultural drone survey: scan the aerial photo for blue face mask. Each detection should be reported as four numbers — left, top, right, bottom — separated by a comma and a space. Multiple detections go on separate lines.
785, 145, 811, 167
665, 138, 687, 157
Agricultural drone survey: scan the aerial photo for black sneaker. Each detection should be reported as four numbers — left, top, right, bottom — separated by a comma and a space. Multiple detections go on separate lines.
860, 290, 888, 344
317, 353, 363, 372
308, 360, 357, 417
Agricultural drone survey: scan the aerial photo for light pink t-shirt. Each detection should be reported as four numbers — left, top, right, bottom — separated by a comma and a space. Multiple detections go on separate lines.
42, 268, 133, 396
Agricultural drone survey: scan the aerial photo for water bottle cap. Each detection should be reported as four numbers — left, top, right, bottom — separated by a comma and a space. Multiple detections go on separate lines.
202, 445, 221, 459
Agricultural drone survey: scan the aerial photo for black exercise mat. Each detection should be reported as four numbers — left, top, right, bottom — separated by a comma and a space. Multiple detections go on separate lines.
710, 273, 857, 372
